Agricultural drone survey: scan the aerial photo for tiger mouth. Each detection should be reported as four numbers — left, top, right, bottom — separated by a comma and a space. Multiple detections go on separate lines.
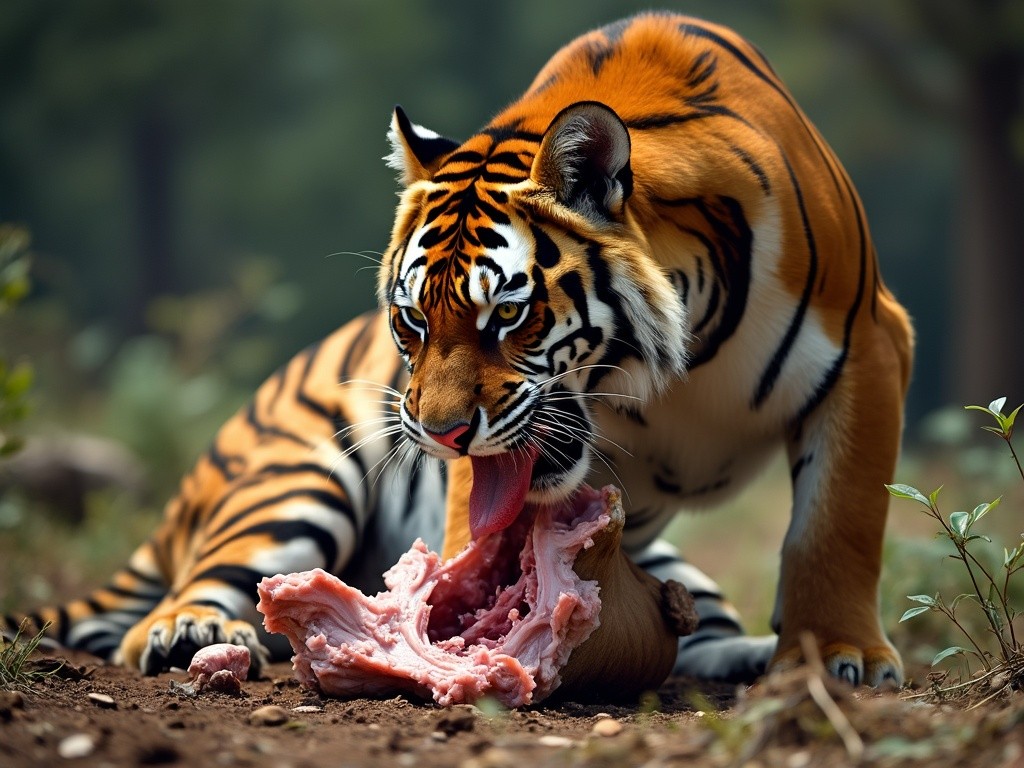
468, 395, 590, 539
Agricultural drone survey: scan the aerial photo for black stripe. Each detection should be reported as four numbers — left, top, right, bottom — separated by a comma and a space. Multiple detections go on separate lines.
752, 154, 817, 408
125, 565, 166, 588
101, 584, 162, 600
479, 170, 528, 185
679, 21, 844, 198
791, 452, 812, 484
729, 144, 771, 195
626, 112, 710, 130
486, 151, 530, 172
201, 520, 338, 574
679, 23, 788, 105
56, 606, 70, 644
71, 630, 123, 657
788, 213, 866, 427
480, 124, 543, 144
208, 487, 357, 541
432, 167, 484, 184
188, 565, 268, 603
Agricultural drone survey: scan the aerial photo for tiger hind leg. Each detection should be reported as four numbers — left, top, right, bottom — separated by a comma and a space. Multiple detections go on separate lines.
633, 539, 776, 683
2, 539, 168, 662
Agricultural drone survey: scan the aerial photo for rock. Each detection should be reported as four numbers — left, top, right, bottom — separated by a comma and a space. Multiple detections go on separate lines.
591, 718, 623, 737
537, 735, 575, 748
58, 733, 96, 759
87, 693, 117, 709
248, 705, 289, 727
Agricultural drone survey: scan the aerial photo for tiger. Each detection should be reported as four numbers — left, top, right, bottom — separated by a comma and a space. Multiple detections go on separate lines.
4, 12, 912, 688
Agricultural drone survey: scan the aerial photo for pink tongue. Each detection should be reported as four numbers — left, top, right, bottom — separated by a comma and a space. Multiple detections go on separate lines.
469, 450, 536, 539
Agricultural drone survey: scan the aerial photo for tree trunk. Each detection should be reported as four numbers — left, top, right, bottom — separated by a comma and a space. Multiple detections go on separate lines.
126, 106, 176, 336
952, 49, 1024, 406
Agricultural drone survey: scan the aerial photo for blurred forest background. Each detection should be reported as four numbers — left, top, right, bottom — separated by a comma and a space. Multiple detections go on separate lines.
1, 0, 1022, 664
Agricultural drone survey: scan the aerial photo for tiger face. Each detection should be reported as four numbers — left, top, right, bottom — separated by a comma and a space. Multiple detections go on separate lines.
379, 103, 688, 538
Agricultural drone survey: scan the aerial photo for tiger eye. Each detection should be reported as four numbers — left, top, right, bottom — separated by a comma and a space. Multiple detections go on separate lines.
496, 302, 519, 321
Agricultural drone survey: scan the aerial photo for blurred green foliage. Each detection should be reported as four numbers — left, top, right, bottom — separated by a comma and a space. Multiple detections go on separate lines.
0, 225, 33, 458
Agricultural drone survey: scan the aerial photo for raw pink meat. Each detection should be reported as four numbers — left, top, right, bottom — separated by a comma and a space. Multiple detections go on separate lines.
257, 486, 618, 707
187, 643, 250, 693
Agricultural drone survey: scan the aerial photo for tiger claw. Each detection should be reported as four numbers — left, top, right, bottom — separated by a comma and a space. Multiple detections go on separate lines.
769, 639, 903, 689
120, 606, 269, 678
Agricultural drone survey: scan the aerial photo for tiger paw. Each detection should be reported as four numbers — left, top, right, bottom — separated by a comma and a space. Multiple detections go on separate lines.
769, 636, 903, 688
116, 606, 270, 677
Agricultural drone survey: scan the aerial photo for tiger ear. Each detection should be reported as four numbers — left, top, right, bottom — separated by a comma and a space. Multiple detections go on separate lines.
530, 101, 633, 221
386, 106, 460, 186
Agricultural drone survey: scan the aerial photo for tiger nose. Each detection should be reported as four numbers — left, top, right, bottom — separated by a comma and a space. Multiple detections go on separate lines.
424, 423, 471, 451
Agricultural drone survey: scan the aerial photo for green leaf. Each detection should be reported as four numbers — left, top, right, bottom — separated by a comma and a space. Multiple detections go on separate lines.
928, 486, 943, 507
949, 510, 969, 538
906, 594, 937, 606
970, 498, 1000, 525
932, 646, 967, 666
1004, 404, 1021, 432
1005, 543, 1024, 570
886, 483, 929, 506
900, 606, 931, 622
949, 593, 973, 611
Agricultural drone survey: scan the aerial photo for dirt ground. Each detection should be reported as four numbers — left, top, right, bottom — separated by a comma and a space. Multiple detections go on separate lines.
2, 649, 1023, 768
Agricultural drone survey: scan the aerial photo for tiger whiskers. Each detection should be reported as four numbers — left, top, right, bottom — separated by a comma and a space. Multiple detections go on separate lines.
536, 363, 637, 396
533, 391, 635, 459
324, 249, 384, 265
531, 402, 631, 500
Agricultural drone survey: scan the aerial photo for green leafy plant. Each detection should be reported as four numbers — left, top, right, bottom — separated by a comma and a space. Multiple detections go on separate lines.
0, 620, 56, 692
888, 397, 1023, 696
0, 224, 33, 458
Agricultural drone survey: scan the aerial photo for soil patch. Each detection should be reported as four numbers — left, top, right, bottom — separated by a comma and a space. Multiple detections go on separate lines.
1, 650, 1022, 767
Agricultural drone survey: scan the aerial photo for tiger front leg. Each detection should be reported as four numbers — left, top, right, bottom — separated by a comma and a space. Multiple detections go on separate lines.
769, 344, 907, 688
115, 479, 360, 676
116, 595, 270, 677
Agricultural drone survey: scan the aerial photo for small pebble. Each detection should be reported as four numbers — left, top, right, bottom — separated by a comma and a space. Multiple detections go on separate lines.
430, 730, 448, 742
292, 705, 322, 713
58, 733, 96, 759
87, 693, 117, 710
248, 705, 288, 727
537, 735, 574, 748
591, 718, 623, 737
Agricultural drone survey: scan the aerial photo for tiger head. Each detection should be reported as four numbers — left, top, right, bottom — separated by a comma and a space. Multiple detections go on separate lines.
379, 101, 688, 539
